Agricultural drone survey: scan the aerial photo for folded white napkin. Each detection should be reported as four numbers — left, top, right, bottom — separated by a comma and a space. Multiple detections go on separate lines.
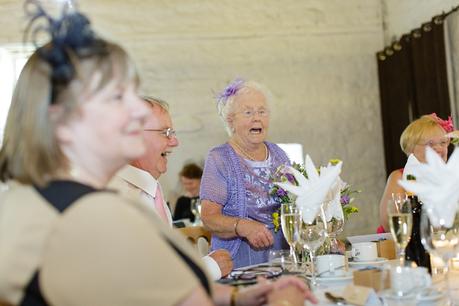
322, 166, 345, 221
275, 155, 343, 223
402, 153, 422, 180
398, 147, 459, 227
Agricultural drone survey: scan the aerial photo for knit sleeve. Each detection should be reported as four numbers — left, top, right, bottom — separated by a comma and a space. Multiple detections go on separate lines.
200, 148, 228, 206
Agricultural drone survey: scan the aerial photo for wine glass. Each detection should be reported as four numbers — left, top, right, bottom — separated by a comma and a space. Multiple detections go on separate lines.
420, 208, 459, 301
321, 200, 345, 254
191, 198, 202, 226
297, 206, 327, 287
280, 203, 300, 268
387, 198, 412, 266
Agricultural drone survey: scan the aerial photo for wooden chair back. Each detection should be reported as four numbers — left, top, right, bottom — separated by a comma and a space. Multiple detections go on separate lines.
177, 226, 211, 244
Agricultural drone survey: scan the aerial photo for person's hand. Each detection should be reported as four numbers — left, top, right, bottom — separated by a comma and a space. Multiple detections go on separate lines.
235, 276, 317, 306
237, 219, 274, 249
235, 277, 273, 306
267, 285, 308, 306
271, 276, 317, 304
208, 249, 233, 277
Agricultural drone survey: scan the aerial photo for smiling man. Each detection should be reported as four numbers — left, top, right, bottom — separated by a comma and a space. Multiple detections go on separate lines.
109, 96, 233, 279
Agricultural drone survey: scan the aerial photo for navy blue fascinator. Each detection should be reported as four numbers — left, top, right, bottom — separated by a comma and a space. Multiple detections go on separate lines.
24, 0, 106, 103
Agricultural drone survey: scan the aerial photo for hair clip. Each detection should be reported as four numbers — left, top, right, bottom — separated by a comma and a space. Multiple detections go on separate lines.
23, 0, 104, 103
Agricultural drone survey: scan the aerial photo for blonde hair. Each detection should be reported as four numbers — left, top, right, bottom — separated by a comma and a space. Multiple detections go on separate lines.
400, 115, 445, 155
0, 42, 138, 186
217, 80, 272, 136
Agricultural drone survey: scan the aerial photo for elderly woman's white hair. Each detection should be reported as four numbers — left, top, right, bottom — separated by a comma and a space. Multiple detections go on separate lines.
216, 79, 273, 136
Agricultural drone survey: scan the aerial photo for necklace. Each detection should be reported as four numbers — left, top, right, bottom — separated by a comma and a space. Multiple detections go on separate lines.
229, 140, 268, 161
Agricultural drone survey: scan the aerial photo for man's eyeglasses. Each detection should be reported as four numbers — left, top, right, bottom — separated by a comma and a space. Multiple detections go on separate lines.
144, 127, 176, 138
228, 266, 282, 281
236, 109, 270, 118
417, 138, 450, 148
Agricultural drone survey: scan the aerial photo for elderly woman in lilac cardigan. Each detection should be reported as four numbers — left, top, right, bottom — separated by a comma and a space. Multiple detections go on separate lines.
200, 79, 290, 268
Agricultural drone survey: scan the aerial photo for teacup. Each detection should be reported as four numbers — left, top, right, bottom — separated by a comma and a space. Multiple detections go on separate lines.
351, 242, 378, 262
390, 266, 431, 297
316, 254, 346, 276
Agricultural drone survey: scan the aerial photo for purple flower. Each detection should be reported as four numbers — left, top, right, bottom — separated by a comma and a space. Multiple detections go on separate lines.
340, 195, 350, 205
277, 188, 288, 197
285, 173, 295, 184
216, 78, 245, 104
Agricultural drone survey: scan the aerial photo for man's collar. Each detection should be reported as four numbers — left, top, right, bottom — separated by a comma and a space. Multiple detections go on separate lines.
117, 165, 158, 197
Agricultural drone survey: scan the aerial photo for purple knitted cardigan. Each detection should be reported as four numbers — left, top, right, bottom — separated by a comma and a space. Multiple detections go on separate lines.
200, 141, 290, 257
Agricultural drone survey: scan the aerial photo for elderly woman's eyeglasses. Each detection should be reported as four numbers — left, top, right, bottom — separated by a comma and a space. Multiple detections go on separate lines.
144, 127, 176, 138
237, 109, 270, 118
417, 138, 450, 148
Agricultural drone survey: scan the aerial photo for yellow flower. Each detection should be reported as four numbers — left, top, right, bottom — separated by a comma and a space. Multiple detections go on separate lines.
272, 212, 280, 232
329, 159, 341, 166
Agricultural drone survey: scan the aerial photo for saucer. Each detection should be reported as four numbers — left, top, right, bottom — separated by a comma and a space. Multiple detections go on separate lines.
349, 257, 387, 266
309, 271, 353, 282
382, 291, 417, 302
416, 288, 445, 302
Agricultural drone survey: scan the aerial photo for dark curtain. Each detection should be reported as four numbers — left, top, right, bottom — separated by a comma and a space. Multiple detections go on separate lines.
377, 17, 451, 176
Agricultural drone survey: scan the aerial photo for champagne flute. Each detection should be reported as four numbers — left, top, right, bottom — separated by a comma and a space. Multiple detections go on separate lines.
297, 207, 327, 287
392, 192, 408, 203
387, 198, 412, 266
280, 203, 300, 268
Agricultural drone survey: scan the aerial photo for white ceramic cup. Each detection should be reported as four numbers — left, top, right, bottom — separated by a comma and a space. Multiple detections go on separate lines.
351, 242, 378, 262
316, 254, 346, 276
390, 266, 431, 297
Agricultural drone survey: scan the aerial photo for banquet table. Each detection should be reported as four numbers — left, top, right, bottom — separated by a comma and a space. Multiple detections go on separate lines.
228, 262, 449, 306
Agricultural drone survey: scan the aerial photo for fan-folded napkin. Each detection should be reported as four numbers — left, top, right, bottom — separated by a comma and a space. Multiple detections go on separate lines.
275, 155, 342, 223
398, 147, 459, 227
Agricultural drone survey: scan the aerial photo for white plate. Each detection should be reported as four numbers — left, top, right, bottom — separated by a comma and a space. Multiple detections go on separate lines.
349, 257, 388, 266
309, 271, 353, 282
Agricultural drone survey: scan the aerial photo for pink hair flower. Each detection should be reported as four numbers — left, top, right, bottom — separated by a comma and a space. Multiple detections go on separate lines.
430, 113, 454, 133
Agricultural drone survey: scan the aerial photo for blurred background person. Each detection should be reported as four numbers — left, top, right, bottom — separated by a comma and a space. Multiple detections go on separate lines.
200, 79, 290, 268
173, 163, 203, 222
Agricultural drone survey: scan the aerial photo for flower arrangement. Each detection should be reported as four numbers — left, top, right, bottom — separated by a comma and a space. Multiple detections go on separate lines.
270, 161, 360, 232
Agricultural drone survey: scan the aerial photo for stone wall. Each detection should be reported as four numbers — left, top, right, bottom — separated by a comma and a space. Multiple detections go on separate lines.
0, 0, 456, 235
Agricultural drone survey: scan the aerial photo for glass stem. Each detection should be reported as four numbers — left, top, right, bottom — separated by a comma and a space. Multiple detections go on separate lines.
399, 247, 405, 266
290, 244, 298, 267
310, 251, 316, 287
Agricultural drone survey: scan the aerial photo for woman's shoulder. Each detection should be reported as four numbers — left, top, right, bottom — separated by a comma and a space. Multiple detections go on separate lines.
0, 182, 57, 215
266, 142, 289, 162
205, 143, 235, 167
388, 169, 403, 181
385, 169, 405, 192
207, 143, 231, 155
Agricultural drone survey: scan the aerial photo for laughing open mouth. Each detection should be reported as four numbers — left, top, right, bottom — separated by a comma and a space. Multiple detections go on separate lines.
250, 128, 262, 134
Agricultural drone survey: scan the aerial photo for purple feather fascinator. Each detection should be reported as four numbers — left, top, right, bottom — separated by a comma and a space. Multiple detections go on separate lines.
215, 78, 245, 106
